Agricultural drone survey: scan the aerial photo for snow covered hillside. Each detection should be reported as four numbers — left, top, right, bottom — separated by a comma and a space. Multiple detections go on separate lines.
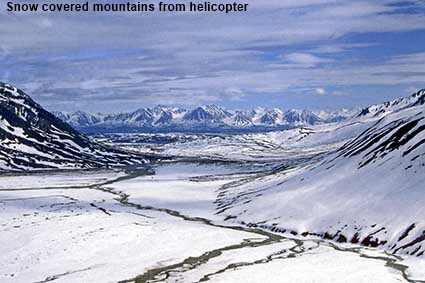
0, 83, 150, 171
212, 90, 425, 260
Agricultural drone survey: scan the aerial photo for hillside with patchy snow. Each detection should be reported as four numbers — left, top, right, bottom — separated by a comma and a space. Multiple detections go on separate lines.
0, 83, 150, 171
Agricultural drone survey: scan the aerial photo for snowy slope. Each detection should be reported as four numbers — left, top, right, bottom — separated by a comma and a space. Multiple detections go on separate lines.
355, 89, 425, 121
0, 83, 150, 171
214, 91, 425, 258
156, 122, 374, 161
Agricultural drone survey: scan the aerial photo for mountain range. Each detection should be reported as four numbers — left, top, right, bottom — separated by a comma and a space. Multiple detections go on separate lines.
52, 105, 357, 133
1, 79, 424, 173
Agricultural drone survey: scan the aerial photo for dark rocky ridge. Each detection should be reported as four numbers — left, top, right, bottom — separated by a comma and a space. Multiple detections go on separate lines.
0, 82, 152, 171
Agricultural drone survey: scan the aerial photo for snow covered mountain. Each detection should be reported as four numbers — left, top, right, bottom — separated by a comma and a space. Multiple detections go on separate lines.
0, 83, 150, 171
183, 105, 232, 122
158, 89, 425, 258
314, 108, 359, 123
53, 105, 351, 133
52, 111, 104, 127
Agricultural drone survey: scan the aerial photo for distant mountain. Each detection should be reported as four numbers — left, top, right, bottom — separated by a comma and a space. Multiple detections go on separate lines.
282, 109, 322, 125
52, 91, 425, 136
53, 104, 353, 133
313, 108, 359, 123
183, 105, 232, 122
0, 83, 151, 171
231, 112, 253, 127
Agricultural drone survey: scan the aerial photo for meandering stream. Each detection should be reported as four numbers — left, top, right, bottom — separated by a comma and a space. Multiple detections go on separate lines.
90, 163, 418, 283
0, 161, 421, 283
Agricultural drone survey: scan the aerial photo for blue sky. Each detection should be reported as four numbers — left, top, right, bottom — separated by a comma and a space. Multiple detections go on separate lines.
1, 0, 425, 112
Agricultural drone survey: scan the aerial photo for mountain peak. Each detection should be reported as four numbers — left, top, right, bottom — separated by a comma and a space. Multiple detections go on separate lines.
0, 82, 34, 104
411, 89, 425, 106
0, 82, 19, 96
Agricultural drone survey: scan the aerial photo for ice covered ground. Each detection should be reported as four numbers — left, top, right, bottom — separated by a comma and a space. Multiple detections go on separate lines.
0, 166, 259, 283
105, 163, 425, 282
0, 170, 126, 190
1, 163, 419, 283
114, 120, 375, 162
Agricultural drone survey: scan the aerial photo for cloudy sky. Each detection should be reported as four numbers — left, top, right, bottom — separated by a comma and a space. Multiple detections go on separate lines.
2, 0, 425, 112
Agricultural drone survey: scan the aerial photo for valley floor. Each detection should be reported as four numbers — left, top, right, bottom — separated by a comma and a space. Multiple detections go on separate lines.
0, 162, 423, 283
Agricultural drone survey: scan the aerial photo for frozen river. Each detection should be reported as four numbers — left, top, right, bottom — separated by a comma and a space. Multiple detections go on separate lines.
0, 162, 419, 283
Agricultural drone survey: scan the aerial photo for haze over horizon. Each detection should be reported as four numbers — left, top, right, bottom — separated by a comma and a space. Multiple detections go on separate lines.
2, 0, 425, 112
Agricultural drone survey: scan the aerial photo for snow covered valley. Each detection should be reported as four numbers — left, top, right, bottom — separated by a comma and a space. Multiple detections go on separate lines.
1, 83, 425, 282
1, 162, 424, 283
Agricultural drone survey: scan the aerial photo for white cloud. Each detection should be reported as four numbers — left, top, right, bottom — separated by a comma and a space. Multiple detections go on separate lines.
2, 0, 425, 110
284, 53, 330, 67
315, 88, 326, 95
